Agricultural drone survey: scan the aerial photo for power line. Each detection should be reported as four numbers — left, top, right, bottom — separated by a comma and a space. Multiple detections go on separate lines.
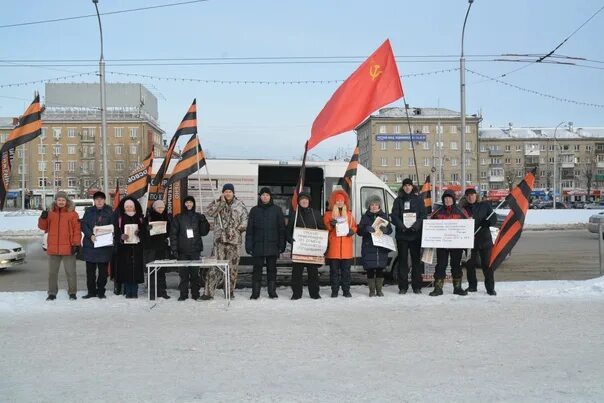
0, 0, 210, 29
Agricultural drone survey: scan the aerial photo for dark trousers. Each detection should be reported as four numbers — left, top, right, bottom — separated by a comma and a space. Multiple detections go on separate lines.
178, 254, 200, 298
252, 256, 278, 284
466, 246, 495, 291
329, 259, 352, 292
434, 249, 463, 279
396, 238, 422, 290
124, 282, 138, 296
366, 267, 384, 279
85, 262, 109, 295
291, 263, 320, 298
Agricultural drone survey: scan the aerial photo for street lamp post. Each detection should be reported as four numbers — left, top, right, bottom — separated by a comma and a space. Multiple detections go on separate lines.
460, 0, 474, 193
93, 0, 109, 199
552, 121, 566, 210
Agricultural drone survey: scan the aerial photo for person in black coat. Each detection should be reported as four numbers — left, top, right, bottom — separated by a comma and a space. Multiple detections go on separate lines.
460, 188, 498, 295
245, 187, 286, 300
142, 200, 172, 300
113, 197, 147, 298
170, 195, 210, 301
80, 191, 114, 299
357, 195, 393, 297
286, 192, 325, 300
391, 178, 426, 294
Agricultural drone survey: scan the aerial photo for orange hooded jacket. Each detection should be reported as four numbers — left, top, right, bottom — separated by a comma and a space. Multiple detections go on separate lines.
38, 199, 81, 256
323, 189, 357, 260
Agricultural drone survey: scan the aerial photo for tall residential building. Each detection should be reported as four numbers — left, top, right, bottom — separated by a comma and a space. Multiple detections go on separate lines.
0, 83, 164, 208
355, 107, 482, 193
478, 124, 604, 201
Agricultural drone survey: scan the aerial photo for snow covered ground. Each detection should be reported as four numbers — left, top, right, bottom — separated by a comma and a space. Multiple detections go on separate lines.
2, 278, 604, 402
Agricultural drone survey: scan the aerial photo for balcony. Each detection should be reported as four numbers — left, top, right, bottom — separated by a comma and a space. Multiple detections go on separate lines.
81, 136, 95, 143
489, 176, 505, 182
595, 174, 604, 181
597, 161, 604, 168
489, 149, 504, 157
595, 144, 604, 154
561, 162, 575, 169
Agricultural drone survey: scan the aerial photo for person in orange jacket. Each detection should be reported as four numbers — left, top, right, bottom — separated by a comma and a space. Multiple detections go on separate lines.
38, 191, 82, 301
324, 189, 357, 298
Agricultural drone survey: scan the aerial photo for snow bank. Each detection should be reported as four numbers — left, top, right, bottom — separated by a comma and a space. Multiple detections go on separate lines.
496, 208, 594, 227
0, 210, 43, 236
1, 278, 604, 402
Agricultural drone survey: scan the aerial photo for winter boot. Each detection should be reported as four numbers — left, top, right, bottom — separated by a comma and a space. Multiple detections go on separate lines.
453, 278, 468, 296
82, 292, 97, 299
485, 279, 497, 296
113, 282, 122, 296
250, 280, 261, 300
429, 279, 444, 297
367, 278, 376, 297
343, 289, 352, 298
375, 278, 384, 297
331, 287, 339, 298
267, 280, 278, 299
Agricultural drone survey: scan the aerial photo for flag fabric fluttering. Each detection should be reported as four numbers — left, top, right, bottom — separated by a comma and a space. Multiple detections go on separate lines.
291, 141, 309, 211
308, 39, 403, 150
151, 99, 197, 188
337, 143, 360, 198
489, 168, 537, 271
0, 94, 43, 210
166, 134, 206, 187
126, 146, 154, 201
112, 179, 121, 211
420, 175, 432, 214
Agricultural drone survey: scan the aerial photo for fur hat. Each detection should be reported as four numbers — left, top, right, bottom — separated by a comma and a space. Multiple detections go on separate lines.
54, 191, 68, 201
365, 194, 383, 210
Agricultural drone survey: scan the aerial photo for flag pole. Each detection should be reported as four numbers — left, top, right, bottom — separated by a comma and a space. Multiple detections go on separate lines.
194, 134, 204, 214
403, 96, 420, 185
203, 161, 224, 230
292, 141, 309, 233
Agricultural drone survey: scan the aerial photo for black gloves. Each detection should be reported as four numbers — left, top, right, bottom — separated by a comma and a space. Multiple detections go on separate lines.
147, 224, 153, 231
71, 246, 80, 255
347, 229, 355, 236
40, 210, 48, 219
367, 226, 376, 233
172, 250, 179, 259
379, 225, 388, 232
330, 219, 338, 226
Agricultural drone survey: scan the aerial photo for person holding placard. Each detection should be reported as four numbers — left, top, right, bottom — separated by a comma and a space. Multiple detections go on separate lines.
460, 188, 498, 295
113, 197, 147, 299
324, 189, 357, 298
80, 191, 115, 299
357, 195, 392, 297
429, 190, 469, 297
391, 178, 426, 294
170, 196, 210, 301
287, 192, 325, 300
143, 200, 172, 300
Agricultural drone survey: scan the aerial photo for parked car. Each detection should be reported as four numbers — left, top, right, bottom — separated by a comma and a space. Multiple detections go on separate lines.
534, 201, 568, 209
587, 211, 604, 233
585, 201, 604, 209
571, 201, 585, 209
0, 240, 26, 270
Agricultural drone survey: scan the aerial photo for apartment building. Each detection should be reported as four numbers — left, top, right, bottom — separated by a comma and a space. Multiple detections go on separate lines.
355, 107, 482, 192
0, 83, 164, 208
478, 124, 604, 201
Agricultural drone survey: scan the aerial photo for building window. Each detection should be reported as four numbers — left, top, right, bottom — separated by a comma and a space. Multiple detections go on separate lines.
394, 125, 400, 134
465, 159, 471, 166
381, 157, 387, 167
380, 142, 387, 150
68, 177, 77, 187
451, 173, 459, 182
408, 142, 414, 150
423, 141, 430, 150
395, 158, 401, 167
505, 145, 511, 152
41, 128, 47, 139
450, 141, 458, 150
67, 161, 76, 172
505, 158, 511, 164
516, 145, 522, 152
540, 144, 546, 151
422, 125, 430, 134
115, 145, 122, 155
586, 145, 593, 152
465, 126, 471, 134
67, 128, 76, 138
53, 144, 61, 155
379, 125, 386, 134
451, 158, 458, 166
480, 144, 487, 152
129, 145, 137, 155
129, 128, 138, 139
548, 144, 555, 151
17, 149, 24, 158
67, 144, 76, 155
54, 161, 61, 172
466, 173, 472, 182
480, 171, 487, 179
396, 175, 402, 183
424, 158, 430, 167
54, 177, 62, 187
38, 161, 46, 172
516, 158, 522, 164
481, 158, 487, 165
115, 127, 123, 138
450, 125, 457, 134
408, 157, 415, 167
574, 144, 580, 151
491, 158, 501, 164
466, 141, 472, 151
38, 177, 48, 187
394, 142, 401, 150
436, 125, 443, 135
52, 128, 61, 140
115, 161, 124, 170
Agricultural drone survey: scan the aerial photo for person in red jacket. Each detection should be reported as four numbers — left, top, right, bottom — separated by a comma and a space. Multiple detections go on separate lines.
324, 189, 357, 298
37, 191, 82, 301
429, 190, 469, 297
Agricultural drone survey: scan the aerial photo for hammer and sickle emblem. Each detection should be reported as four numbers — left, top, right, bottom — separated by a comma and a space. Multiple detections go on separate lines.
369, 63, 382, 81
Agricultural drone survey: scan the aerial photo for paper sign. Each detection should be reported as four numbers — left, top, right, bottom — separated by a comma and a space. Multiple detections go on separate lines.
149, 221, 167, 236
292, 228, 328, 265
421, 247, 434, 264
94, 224, 114, 236
371, 233, 396, 251
403, 213, 416, 228
94, 232, 113, 248
371, 216, 389, 236
124, 224, 140, 244
335, 217, 349, 237
421, 219, 475, 249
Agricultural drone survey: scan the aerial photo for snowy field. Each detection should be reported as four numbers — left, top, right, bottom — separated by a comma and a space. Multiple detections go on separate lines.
0, 209, 596, 236
2, 278, 604, 402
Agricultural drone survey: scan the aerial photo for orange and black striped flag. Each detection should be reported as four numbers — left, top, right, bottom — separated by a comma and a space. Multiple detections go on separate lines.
291, 141, 309, 210
0, 94, 43, 210
126, 146, 154, 200
166, 134, 206, 187
151, 99, 197, 187
337, 143, 360, 197
420, 175, 432, 214
489, 168, 536, 271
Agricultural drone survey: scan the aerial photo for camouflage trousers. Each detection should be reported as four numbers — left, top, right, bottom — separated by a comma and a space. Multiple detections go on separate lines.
204, 242, 240, 298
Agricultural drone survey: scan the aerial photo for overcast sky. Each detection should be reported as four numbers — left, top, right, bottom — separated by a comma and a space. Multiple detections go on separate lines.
1, 0, 603, 159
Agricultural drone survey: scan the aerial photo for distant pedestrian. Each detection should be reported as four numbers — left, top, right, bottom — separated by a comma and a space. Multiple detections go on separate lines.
357, 195, 393, 297
38, 191, 81, 301
245, 187, 286, 299
80, 191, 114, 299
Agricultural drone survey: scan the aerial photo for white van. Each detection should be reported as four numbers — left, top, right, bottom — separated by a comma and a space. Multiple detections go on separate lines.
184, 158, 398, 274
